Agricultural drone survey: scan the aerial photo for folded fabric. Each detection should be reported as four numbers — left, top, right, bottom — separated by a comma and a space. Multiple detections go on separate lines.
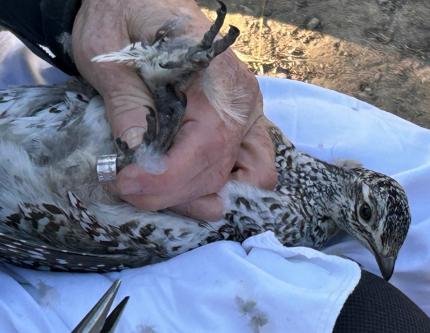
259, 77, 430, 315
0, 232, 360, 333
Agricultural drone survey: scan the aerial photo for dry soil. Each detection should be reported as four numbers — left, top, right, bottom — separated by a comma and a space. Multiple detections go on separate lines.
198, 0, 430, 128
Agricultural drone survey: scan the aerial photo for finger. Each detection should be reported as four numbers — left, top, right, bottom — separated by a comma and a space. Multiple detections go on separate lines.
118, 117, 277, 214
165, 194, 224, 221
101, 67, 154, 148
230, 117, 277, 190
126, 0, 213, 43
114, 79, 241, 202
115, 120, 236, 209
90, 61, 156, 148
118, 162, 227, 211
73, 5, 154, 148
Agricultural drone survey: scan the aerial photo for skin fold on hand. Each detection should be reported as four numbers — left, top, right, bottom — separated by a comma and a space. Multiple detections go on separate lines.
72, 0, 277, 221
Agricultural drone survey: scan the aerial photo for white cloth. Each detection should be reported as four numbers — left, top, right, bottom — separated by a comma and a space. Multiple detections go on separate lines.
260, 77, 430, 315
0, 31, 429, 332
0, 32, 68, 87
0, 233, 359, 333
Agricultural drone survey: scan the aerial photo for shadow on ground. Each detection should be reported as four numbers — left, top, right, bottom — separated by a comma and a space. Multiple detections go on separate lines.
197, 0, 430, 128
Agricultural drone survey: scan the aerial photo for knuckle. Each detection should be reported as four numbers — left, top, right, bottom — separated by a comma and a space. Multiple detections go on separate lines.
141, 200, 165, 211
211, 166, 230, 192
180, 203, 195, 219
262, 168, 278, 190
125, 195, 168, 212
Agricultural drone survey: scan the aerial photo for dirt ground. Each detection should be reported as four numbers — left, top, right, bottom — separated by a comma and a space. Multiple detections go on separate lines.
197, 0, 430, 129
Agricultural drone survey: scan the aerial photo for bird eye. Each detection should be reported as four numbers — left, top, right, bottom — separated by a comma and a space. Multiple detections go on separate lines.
359, 203, 372, 221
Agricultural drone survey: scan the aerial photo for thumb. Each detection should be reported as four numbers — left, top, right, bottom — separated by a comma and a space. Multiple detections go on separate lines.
97, 62, 154, 149
72, 0, 154, 149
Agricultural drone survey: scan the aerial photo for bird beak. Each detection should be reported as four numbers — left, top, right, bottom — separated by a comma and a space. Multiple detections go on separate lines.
375, 254, 395, 281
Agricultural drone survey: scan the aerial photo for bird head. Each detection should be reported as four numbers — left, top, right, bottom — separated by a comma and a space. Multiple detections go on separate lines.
340, 168, 411, 281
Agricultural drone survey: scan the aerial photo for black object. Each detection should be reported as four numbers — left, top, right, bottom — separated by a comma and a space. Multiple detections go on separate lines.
0, 0, 81, 75
334, 270, 430, 333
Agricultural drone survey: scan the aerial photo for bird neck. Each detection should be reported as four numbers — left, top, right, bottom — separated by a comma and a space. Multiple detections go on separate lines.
276, 149, 358, 242
319, 165, 358, 229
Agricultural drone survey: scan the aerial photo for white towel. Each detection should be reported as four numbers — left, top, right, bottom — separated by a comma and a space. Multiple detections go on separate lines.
0, 232, 360, 333
259, 77, 430, 315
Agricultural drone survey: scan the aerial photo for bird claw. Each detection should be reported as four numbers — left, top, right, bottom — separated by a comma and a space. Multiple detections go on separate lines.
158, 0, 228, 70
115, 138, 135, 171
200, 0, 227, 49
161, 22, 240, 71
142, 1, 239, 157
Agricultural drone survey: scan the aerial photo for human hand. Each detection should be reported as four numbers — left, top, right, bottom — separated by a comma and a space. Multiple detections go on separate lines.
72, 0, 277, 220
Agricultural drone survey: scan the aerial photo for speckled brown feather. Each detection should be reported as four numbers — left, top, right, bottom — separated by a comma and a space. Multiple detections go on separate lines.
0, 2, 411, 279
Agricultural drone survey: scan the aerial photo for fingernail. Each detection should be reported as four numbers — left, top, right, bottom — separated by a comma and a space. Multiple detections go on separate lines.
121, 127, 146, 150
119, 179, 143, 195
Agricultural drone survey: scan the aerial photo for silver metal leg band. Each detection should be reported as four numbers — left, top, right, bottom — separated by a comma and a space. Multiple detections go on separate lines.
96, 154, 118, 183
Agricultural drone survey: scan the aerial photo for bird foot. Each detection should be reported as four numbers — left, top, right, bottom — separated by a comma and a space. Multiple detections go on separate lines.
94, 1, 239, 174
145, 0, 239, 156
160, 1, 240, 72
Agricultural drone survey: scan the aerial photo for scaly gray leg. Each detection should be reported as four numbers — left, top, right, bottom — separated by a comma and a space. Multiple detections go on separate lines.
114, 1, 239, 169
146, 85, 187, 153
147, 1, 239, 155
161, 2, 239, 70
